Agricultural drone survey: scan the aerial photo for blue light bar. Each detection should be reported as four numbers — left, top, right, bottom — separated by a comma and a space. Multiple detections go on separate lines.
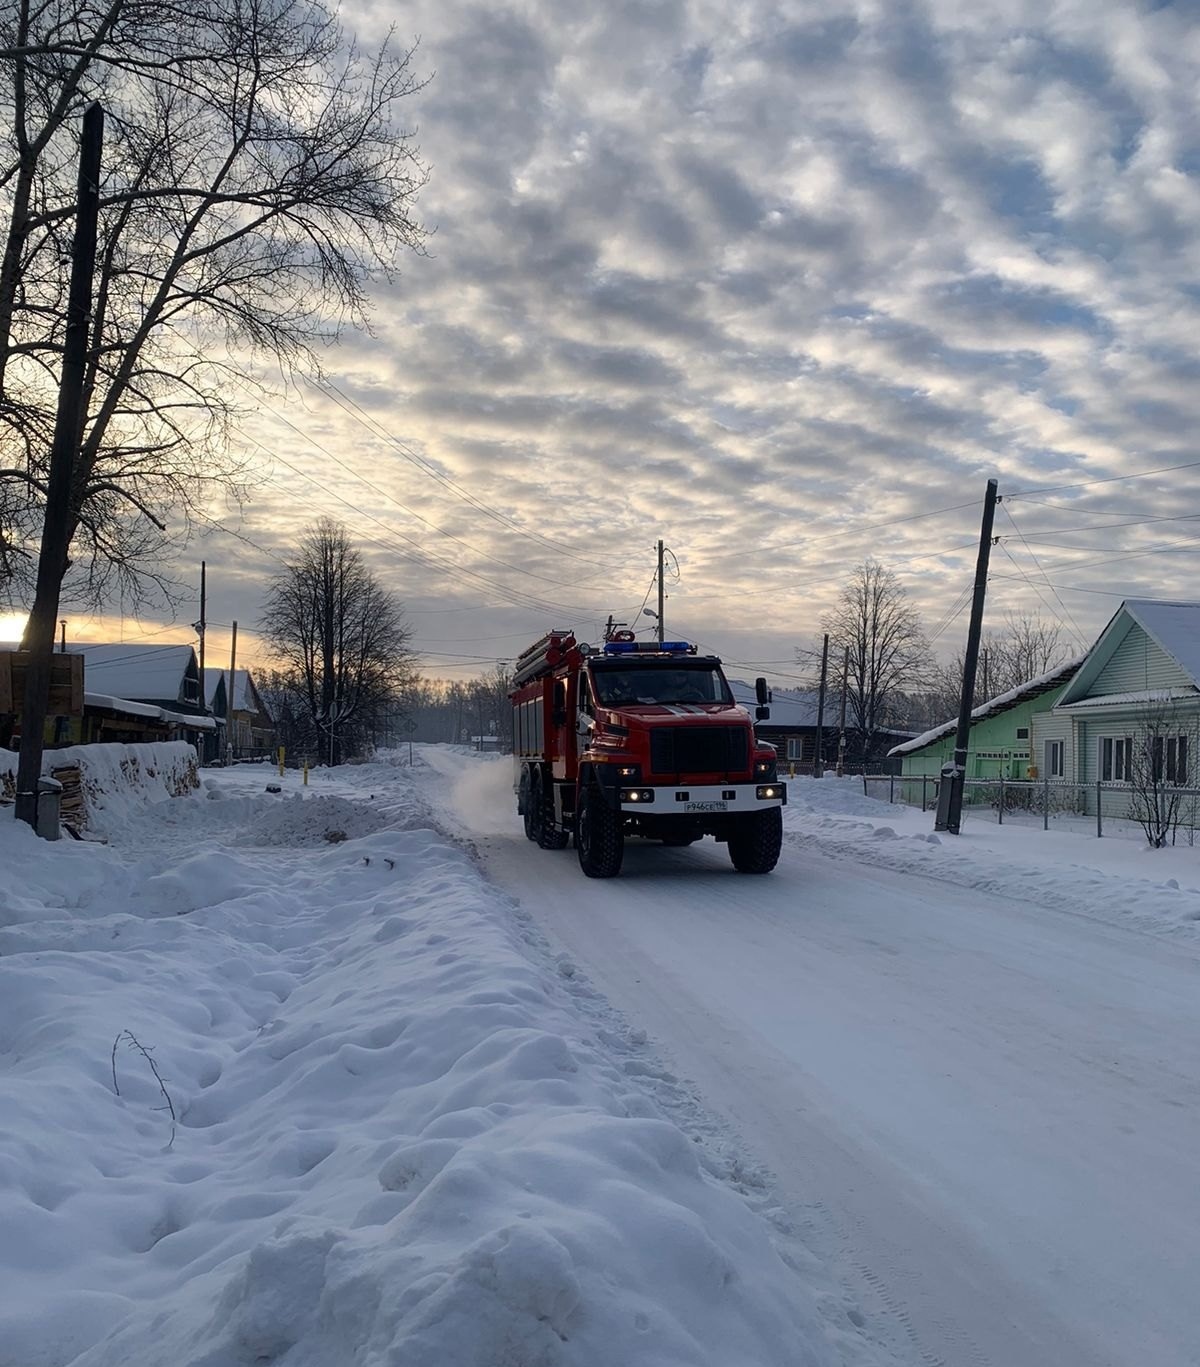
603, 640, 694, 655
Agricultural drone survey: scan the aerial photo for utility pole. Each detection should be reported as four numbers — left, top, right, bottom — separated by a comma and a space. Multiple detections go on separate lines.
813, 633, 829, 777
657, 539, 665, 645
935, 479, 1000, 835
198, 561, 207, 714
836, 646, 849, 777
59, 621, 66, 653
226, 620, 237, 763
15, 103, 103, 831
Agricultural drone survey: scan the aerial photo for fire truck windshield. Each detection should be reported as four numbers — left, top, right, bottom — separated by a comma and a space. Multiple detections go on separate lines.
593, 666, 732, 706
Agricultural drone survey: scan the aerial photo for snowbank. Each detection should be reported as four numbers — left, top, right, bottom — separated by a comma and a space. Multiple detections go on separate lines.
784, 773, 1200, 938
0, 740, 199, 830
0, 758, 871, 1367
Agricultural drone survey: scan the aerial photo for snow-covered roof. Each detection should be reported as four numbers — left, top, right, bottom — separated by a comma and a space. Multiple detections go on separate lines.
67, 643, 197, 700
1124, 600, 1200, 685
84, 691, 218, 729
727, 679, 823, 727
1056, 686, 1198, 712
888, 656, 1085, 757
203, 667, 260, 713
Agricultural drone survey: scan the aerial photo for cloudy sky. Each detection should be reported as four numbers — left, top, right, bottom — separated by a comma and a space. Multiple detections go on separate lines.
30, 0, 1200, 687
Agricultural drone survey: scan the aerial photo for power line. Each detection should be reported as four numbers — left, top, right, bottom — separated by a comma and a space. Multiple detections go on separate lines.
242, 382, 638, 601
1006, 456, 1200, 499
999, 505, 1090, 650
306, 374, 629, 572
698, 499, 980, 567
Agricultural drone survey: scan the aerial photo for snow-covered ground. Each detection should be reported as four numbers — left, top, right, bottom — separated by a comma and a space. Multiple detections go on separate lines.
4, 746, 1200, 1367
1, 750, 889, 1367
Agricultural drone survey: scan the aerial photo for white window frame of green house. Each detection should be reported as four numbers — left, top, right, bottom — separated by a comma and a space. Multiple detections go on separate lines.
1044, 739, 1064, 779
1100, 735, 1133, 782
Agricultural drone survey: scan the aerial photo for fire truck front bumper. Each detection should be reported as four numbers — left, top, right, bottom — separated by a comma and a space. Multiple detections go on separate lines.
616, 782, 786, 813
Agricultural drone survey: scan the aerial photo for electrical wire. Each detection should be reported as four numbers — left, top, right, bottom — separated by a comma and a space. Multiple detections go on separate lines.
1006, 457, 1200, 499
242, 382, 638, 600
306, 374, 630, 572
999, 505, 1090, 650
697, 499, 980, 567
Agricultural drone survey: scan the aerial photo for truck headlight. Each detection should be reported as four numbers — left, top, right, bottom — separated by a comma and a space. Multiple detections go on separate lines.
756, 785, 782, 800
620, 788, 655, 803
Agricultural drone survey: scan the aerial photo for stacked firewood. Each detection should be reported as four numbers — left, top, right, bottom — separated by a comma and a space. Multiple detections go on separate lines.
50, 763, 86, 832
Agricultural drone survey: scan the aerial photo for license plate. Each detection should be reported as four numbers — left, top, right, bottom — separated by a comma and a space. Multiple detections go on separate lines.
685, 800, 727, 812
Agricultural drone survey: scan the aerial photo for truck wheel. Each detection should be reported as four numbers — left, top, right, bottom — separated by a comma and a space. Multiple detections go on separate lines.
537, 781, 570, 850
728, 807, 783, 874
577, 787, 624, 878
520, 772, 537, 841
527, 769, 544, 844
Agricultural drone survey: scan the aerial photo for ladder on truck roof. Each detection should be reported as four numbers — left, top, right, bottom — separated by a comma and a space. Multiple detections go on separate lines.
512, 630, 577, 687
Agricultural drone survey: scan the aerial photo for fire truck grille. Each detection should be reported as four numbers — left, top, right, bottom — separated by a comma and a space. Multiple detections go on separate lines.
649, 726, 748, 776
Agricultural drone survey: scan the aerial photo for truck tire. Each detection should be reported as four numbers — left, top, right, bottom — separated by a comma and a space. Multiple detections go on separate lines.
727, 807, 783, 874
520, 771, 537, 841
537, 780, 570, 850
577, 787, 624, 878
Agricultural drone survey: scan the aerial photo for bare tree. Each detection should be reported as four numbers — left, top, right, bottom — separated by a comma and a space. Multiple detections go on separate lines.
1, 0, 428, 616
1127, 701, 1194, 848
814, 560, 929, 761
986, 612, 1069, 696
260, 518, 415, 763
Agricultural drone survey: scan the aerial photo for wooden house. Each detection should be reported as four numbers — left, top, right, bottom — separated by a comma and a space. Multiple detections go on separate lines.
204, 668, 275, 758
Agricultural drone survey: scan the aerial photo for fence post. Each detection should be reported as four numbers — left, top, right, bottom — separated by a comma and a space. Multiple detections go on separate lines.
1043, 776, 1049, 831
998, 774, 1004, 824
922, 774, 928, 812
862, 775, 868, 798
1096, 781, 1103, 837
889, 774, 895, 804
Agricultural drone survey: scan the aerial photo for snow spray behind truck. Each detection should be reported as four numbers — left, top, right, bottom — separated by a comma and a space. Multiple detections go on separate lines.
509, 631, 786, 878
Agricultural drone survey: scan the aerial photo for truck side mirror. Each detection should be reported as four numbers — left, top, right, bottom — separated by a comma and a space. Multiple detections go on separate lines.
755, 676, 769, 706
756, 705, 770, 721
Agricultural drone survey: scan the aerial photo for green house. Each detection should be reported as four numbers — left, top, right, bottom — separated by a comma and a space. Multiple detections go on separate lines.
889, 657, 1083, 781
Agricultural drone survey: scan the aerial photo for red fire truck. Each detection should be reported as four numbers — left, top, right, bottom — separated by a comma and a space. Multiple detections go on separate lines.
509, 630, 786, 878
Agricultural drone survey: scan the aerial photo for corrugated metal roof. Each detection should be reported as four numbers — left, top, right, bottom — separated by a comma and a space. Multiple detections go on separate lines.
1124, 601, 1200, 686
888, 656, 1085, 757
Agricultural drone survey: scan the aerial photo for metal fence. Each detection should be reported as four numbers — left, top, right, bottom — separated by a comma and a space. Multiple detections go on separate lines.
861, 773, 1200, 845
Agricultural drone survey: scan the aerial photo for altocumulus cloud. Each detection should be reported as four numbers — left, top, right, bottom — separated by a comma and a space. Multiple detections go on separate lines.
210, 0, 1200, 679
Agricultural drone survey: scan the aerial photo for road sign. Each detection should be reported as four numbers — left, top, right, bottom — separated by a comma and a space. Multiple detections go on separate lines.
403, 719, 418, 733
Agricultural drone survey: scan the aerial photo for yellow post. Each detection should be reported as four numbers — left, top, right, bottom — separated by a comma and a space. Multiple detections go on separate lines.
278, 745, 285, 776
303, 758, 309, 786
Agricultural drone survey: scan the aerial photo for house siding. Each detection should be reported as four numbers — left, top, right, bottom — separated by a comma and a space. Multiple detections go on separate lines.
1091, 625, 1191, 695
1030, 709, 1073, 780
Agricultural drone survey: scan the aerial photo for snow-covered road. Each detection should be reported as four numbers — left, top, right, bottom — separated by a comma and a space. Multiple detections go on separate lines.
429, 749, 1200, 1367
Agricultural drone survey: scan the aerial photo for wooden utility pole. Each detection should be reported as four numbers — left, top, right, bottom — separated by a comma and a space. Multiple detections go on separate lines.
935, 479, 999, 835
657, 539, 665, 645
813, 632, 829, 777
15, 103, 103, 830
226, 620, 237, 762
198, 561, 207, 714
836, 646, 849, 776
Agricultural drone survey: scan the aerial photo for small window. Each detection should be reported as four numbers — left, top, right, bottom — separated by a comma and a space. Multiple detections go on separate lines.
1044, 739, 1064, 779
1015, 727, 1029, 741
786, 738, 804, 760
